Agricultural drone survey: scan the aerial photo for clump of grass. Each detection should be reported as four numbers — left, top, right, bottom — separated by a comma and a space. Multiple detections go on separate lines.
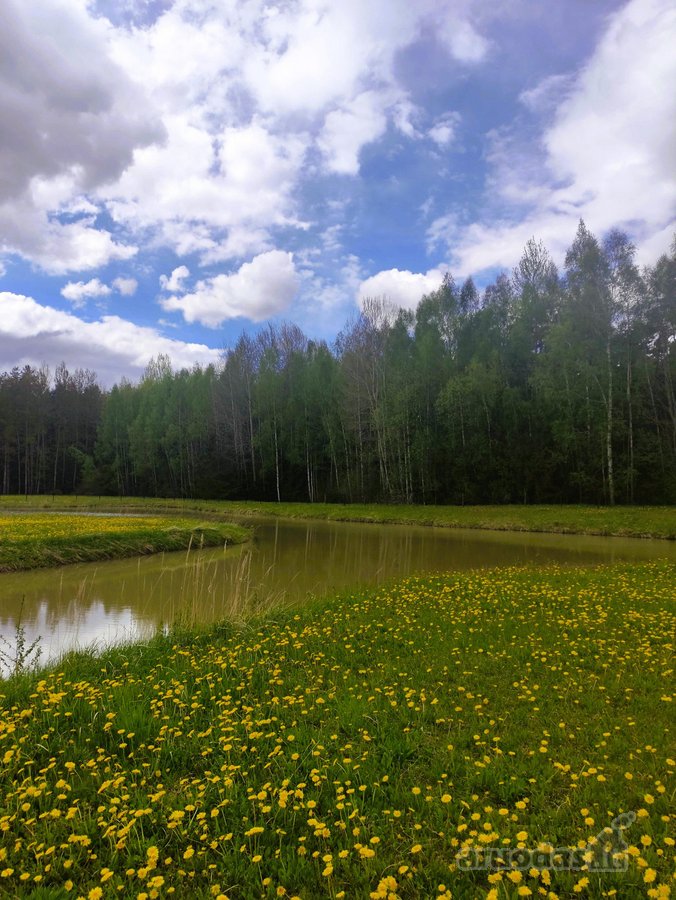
0, 562, 673, 898
168, 545, 289, 636
0, 598, 41, 677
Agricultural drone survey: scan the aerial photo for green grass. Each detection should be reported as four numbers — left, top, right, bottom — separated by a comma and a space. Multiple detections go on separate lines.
0, 562, 673, 898
0, 512, 249, 573
1, 495, 674, 540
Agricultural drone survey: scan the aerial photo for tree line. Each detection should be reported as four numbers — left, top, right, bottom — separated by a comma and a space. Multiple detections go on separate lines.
1, 222, 674, 505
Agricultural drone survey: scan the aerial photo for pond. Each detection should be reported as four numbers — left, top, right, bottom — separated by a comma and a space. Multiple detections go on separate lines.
1, 515, 674, 671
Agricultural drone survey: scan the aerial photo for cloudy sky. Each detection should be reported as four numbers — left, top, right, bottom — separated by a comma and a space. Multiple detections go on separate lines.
0, 0, 674, 384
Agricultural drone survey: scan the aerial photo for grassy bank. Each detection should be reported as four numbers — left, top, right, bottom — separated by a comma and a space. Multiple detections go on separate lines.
0, 562, 673, 898
0, 513, 249, 573
1, 496, 675, 539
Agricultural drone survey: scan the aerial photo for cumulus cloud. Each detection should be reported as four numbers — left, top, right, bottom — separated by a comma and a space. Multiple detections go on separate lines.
0, 0, 163, 272
161, 250, 299, 326
61, 278, 112, 307
0, 203, 138, 275
0, 1, 162, 204
242, 0, 420, 116
106, 117, 307, 261
431, 0, 676, 274
319, 92, 389, 175
112, 276, 138, 296
100, 0, 491, 256
159, 266, 190, 293
0, 292, 221, 386
0, 0, 493, 282
358, 267, 445, 311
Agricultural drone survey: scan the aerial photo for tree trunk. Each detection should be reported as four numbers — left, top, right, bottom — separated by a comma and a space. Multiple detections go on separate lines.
626, 358, 634, 503
606, 338, 615, 505
273, 416, 281, 503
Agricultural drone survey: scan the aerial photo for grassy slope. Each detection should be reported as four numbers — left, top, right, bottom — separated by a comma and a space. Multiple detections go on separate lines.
0, 513, 249, 573
1, 495, 675, 539
0, 563, 673, 898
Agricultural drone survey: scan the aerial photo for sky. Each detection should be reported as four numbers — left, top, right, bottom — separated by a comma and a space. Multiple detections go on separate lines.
0, 0, 674, 385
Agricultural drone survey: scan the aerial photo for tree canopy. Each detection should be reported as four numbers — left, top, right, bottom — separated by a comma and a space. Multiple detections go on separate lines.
1, 224, 674, 504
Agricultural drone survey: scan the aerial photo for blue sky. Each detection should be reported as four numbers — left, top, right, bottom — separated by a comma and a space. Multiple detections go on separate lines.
0, 0, 674, 384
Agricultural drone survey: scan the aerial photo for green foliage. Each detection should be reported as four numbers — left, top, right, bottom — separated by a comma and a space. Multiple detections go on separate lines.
0, 224, 675, 505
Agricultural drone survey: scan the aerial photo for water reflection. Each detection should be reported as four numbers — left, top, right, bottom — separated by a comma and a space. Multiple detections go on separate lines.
1, 517, 674, 671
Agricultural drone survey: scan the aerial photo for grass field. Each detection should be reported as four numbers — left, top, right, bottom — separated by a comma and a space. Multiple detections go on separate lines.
1, 496, 674, 540
0, 513, 249, 573
0, 562, 673, 898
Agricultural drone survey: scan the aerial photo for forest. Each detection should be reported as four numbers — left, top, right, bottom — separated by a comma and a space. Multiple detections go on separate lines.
1, 222, 675, 505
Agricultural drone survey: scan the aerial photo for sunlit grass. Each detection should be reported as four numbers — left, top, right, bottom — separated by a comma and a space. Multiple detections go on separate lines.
0, 562, 673, 898
0, 513, 249, 572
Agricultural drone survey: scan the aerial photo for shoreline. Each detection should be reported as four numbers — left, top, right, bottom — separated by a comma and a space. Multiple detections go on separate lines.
1, 495, 674, 540
0, 514, 249, 573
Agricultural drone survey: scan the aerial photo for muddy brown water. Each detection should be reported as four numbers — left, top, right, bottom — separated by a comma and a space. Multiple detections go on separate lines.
1, 516, 674, 670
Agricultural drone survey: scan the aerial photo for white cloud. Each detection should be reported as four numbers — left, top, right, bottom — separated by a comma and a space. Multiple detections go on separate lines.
112, 276, 138, 296
428, 112, 461, 147
392, 100, 422, 139
0, 291, 221, 386
161, 250, 299, 326
0, 1, 163, 205
61, 278, 112, 307
105, 116, 307, 261
104, 0, 488, 249
432, 0, 676, 275
0, 0, 493, 284
159, 266, 190, 293
289, 253, 365, 339
438, 18, 490, 63
319, 92, 389, 175
0, 0, 163, 272
519, 74, 572, 112
358, 267, 445, 311
545, 0, 675, 229
108, 4, 244, 117
242, 0, 421, 116
0, 202, 138, 274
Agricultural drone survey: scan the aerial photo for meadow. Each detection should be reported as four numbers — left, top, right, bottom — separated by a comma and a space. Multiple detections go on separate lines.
1, 496, 675, 540
0, 514, 249, 573
0, 562, 673, 899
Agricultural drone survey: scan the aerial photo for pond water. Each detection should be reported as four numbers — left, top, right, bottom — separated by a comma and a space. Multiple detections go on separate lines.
1, 516, 674, 671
